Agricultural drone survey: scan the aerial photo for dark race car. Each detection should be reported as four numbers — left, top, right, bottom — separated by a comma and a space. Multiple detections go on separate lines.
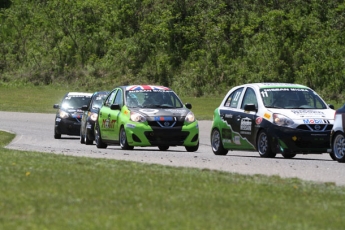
330, 104, 345, 162
53, 92, 92, 139
80, 91, 109, 145
94, 85, 199, 152
211, 83, 335, 159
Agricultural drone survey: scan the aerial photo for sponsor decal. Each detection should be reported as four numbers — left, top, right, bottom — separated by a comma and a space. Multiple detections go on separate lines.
240, 131, 251, 135
154, 116, 174, 121
126, 124, 136, 128
56, 118, 61, 122
102, 119, 116, 128
225, 114, 233, 118
303, 119, 330, 124
234, 136, 241, 145
264, 113, 271, 120
165, 109, 185, 114
255, 117, 263, 125
124, 110, 129, 115
126, 85, 171, 92
139, 109, 159, 114
240, 118, 252, 131
291, 110, 325, 116
223, 139, 232, 143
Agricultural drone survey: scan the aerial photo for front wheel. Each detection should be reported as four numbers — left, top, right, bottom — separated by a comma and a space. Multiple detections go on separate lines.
185, 141, 199, 152
54, 128, 61, 139
332, 132, 345, 163
211, 128, 228, 155
95, 124, 107, 149
256, 130, 276, 158
120, 126, 134, 150
282, 153, 296, 159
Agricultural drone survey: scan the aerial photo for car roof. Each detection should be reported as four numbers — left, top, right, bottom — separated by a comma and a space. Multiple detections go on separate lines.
240, 83, 310, 90
124, 85, 171, 91
66, 92, 93, 97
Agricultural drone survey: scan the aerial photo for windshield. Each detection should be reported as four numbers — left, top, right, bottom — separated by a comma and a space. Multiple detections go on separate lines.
91, 93, 108, 109
61, 96, 91, 109
260, 88, 327, 109
125, 90, 183, 108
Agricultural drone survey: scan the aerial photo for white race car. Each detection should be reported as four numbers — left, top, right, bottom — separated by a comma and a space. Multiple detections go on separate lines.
211, 83, 335, 159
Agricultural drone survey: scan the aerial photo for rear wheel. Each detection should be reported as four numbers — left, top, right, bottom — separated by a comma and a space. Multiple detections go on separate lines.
257, 130, 276, 158
211, 128, 228, 155
333, 132, 345, 163
95, 124, 107, 149
158, 146, 169, 151
120, 126, 134, 150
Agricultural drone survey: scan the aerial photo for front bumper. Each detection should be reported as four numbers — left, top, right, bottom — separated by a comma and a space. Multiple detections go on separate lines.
55, 118, 81, 136
268, 126, 332, 154
124, 121, 199, 147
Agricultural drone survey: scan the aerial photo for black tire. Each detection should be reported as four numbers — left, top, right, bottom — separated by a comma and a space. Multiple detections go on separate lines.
185, 141, 199, 152
54, 128, 61, 139
84, 134, 93, 145
119, 126, 134, 150
95, 124, 107, 149
256, 130, 276, 158
329, 152, 337, 161
158, 146, 169, 151
80, 131, 85, 144
211, 128, 228, 155
332, 132, 345, 163
282, 153, 296, 159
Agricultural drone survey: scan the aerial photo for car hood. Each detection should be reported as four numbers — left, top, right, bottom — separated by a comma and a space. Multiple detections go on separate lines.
130, 107, 191, 120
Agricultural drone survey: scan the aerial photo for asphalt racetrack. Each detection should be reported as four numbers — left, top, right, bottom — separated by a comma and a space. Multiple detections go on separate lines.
1, 111, 344, 186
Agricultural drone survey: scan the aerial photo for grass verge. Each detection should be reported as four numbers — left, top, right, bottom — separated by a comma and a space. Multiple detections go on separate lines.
0, 131, 345, 230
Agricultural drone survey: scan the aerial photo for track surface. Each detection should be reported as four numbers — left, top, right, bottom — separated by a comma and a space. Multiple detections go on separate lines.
1, 111, 344, 186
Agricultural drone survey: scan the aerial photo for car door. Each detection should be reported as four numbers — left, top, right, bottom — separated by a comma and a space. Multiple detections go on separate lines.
231, 87, 258, 150
98, 89, 118, 140
219, 87, 244, 149
108, 88, 124, 141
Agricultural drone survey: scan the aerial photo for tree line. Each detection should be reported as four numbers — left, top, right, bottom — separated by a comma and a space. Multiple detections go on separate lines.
1, 0, 345, 101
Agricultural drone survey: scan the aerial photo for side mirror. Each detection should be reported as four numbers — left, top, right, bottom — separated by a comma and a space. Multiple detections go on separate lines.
185, 103, 192, 109
53, 104, 60, 109
244, 104, 257, 112
81, 105, 89, 111
110, 104, 121, 110
328, 104, 335, 110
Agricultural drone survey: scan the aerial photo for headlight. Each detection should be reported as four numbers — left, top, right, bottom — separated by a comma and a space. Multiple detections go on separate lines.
59, 110, 69, 118
185, 111, 196, 123
273, 113, 294, 127
130, 112, 146, 122
90, 112, 98, 121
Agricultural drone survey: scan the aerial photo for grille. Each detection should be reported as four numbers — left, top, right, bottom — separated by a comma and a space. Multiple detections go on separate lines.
296, 124, 333, 131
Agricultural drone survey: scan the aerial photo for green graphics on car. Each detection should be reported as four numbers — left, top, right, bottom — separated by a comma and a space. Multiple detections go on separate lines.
95, 85, 199, 152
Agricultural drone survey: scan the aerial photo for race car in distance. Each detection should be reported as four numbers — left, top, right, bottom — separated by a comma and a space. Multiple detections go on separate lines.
210, 83, 335, 159
330, 103, 345, 162
53, 92, 92, 139
80, 91, 109, 145
94, 85, 199, 152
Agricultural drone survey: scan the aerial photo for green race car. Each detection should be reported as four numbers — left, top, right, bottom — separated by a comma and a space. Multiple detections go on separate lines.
95, 85, 199, 152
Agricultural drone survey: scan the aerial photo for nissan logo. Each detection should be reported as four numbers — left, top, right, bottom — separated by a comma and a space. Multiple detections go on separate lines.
315, 124, 321, 130
164, 122, 170, 126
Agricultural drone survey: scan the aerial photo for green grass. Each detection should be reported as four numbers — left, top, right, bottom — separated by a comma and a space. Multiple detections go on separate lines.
1, 131, 345, 230
1, 85, 345, 229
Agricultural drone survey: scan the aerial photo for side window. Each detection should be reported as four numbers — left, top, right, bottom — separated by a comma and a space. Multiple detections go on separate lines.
224, 88, 244, 108
104, 90, 117, 107
241, 88, 258, 109
114, 89, 123, 106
